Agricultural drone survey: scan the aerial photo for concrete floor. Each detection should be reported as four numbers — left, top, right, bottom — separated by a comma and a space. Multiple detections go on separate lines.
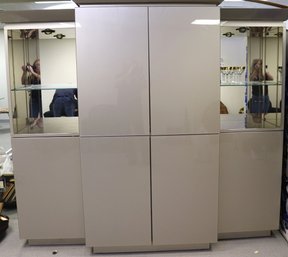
0, 207, 288, 257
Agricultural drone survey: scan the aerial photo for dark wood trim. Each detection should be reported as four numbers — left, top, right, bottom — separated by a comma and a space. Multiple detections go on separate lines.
0, 9, 75, 23
245, 0, 288, 8
74, 0, 223, 4
221, 8, 288, 21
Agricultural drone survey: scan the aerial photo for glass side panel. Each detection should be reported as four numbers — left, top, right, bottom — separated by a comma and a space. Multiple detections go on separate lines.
220, 24, 283, 130
7, 25, 78, 135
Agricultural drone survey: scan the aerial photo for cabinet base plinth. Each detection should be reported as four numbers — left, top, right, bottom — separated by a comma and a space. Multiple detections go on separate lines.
28, 238, 85, 246
218, 230, 271, 240
92, 243, 210, 253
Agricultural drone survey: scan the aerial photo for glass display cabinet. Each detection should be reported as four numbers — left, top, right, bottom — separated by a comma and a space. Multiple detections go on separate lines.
5, 23, 78, 135
220, 22, 284, 130
219, 21, 285, 239
4, 23, 84, 243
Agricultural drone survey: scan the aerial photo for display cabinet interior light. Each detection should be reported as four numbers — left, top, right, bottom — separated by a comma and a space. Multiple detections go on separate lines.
236, 27, 249, 33
34, 0, 77, 9
41, 28, 55, 35
275, 32, 283, 37
191, 19, 220, 25
223, 32, 234, 37
53, 33, 65, 39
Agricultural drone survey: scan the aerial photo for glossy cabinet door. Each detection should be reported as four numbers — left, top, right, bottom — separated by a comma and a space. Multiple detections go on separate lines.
149, 7, 220, 135
151, 135, 219, 245
76, 7, 149, 136
80, 137, 151, 247
219, 131, 283, 235
12, 137, 84, 240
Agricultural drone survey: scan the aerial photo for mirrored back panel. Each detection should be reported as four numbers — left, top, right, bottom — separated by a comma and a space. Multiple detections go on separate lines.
220, 22, 284, 130
5, 23, 78, 136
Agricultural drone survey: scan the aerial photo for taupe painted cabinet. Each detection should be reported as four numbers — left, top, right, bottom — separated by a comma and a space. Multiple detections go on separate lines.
12, 137, 85, 242
76, 5, 220, 252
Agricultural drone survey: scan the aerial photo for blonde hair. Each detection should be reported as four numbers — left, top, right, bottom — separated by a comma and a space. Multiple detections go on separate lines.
250, 58, 264, 81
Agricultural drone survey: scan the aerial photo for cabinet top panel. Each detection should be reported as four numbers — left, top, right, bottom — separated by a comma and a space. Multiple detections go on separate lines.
75, 0, 223, 4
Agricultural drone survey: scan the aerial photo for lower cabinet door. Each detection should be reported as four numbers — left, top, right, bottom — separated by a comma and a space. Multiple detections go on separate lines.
219, 131, 283, 235
151, 135, 219, 245
80, 136, 151, 247
12, 137, 84, 240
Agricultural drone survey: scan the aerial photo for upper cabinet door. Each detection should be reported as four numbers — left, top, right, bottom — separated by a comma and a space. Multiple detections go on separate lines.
76, 7, 149, 136
149, 7, 220, 135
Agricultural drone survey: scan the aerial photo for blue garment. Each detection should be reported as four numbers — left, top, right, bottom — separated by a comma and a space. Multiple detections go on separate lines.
250, 95, 270, 114
29, 76, 42, 118
52, 89, 77, 117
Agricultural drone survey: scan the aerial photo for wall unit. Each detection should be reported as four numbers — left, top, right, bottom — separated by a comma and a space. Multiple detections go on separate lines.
5, 23, 84, 243
76, 5, 220, 252
5, 5, 285, 253
219, 22, 284, 238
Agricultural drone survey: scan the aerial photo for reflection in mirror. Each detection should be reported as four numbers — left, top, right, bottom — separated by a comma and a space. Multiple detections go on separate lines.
220, 24, 283, 130
7, 24, 78, 135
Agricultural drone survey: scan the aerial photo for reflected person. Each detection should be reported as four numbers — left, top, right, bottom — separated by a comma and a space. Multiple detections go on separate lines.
249, 59, 273, 117
21, 59, 43, 128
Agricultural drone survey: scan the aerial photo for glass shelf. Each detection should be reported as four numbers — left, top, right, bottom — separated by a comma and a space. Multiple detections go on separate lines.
11, 84, 77, 91
12, 117, 79, 135
221, 81, 282, 87
221, 113, 282, 131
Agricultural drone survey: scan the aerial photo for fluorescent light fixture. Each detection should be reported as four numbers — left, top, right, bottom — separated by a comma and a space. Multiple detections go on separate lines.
35, 1, 72, 4
223, 0, 243, 1
5, 22, 75, 30
191, 19, 220, 25
35, 0, 77, 9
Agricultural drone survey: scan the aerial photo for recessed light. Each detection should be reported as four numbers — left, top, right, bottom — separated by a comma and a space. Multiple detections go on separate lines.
35, 1, 72, 4
191, 19, 220, 25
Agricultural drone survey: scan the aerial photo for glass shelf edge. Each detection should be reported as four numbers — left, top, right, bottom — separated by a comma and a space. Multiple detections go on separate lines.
11, 84, 77, 91
220, 81, 282, 87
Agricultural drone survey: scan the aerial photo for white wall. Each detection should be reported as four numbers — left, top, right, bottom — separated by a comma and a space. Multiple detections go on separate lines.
39, 38, 77, 112
221, 36, 247, 114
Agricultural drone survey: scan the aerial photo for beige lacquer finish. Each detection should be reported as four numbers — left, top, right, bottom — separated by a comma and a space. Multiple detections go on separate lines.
11, 137, 84, 240
80, 137, 151, 247
150, 7, 220, 135
218, 131, 282, 234
152, 135, 219, 245
76, 7, 149, 136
